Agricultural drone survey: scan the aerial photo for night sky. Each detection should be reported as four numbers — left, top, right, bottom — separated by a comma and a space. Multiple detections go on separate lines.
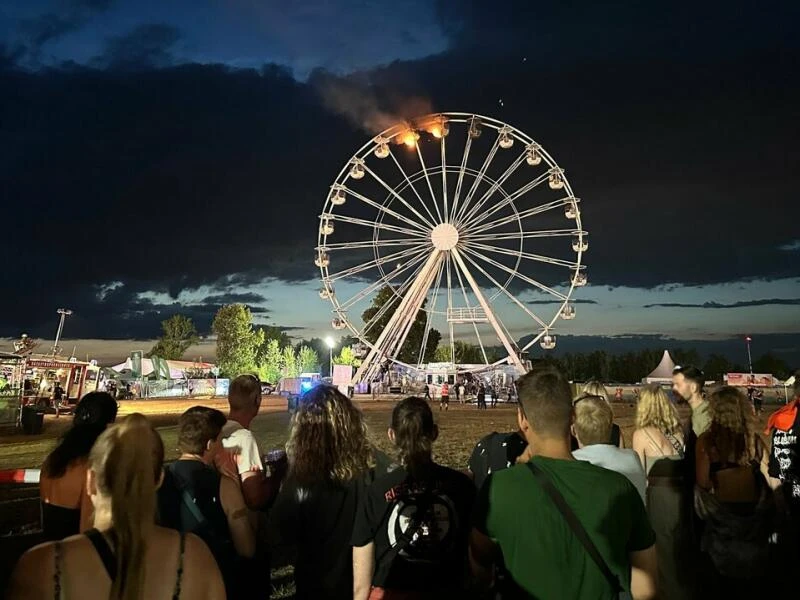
1, 0, 798, 364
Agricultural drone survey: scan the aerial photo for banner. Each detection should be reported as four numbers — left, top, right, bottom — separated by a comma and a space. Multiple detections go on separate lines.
332, 364, 353, 387
726, 373, 774, 387
130, 351, 142, 379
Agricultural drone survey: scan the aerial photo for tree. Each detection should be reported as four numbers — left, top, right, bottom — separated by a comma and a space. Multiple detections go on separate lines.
434, 341, 486, 364
281, 345, 299, 378
361, 286, 440, 364
212, 304, 259, 378
258, 339, 283, 384
703, 353, 733, 381
147, 314, 199, 360
333, 346, 361, 367
752, 352, 790, 380
298, 346, 320, 373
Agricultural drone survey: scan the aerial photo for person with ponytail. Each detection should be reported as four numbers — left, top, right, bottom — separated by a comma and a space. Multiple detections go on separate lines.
352, 397, 475, 600
8, 413, 225, 600
39, 391, 118, 540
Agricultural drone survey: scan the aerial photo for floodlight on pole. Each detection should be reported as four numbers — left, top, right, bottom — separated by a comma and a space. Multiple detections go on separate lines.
745, 335, 753, 374
325, 337, 336, 377
52, 308, 73, 356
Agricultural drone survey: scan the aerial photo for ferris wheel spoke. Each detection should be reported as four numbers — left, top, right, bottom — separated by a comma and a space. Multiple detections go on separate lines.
456, 152, 527, 228
450, 251, 488, 363
460, 250, 549, 329
417, 258, 446, 367
440, 134, 449, 224
463, 229, 579, 242
367, 158, 438, 229
468, 242, 581, 269
326, 246, 426, 282
453, 139, 501, 226
448, 134, 473, 224
463, 246, 568, 301
415, 143, 444, 223
335, 250, 429, 312
343, 187, 430, 233
468, 197, 571, 236
361, 255, 430, 336
462, 171, 552, 230
319, 238, 422, 251
326, 214, 429, 238
450, 248, 525, 372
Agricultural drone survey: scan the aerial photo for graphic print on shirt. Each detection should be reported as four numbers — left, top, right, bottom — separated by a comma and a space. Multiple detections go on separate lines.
385, 485, 459, 562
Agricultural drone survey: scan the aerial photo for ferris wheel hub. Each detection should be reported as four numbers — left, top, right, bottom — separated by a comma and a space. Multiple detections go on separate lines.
430, 222, 459, 251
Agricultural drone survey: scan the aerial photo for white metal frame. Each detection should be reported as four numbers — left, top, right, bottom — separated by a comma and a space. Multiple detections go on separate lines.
315, 113, 588, 384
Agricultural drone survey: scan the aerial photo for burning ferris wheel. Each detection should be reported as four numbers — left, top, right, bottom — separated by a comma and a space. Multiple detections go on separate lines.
315, 113, 588, 384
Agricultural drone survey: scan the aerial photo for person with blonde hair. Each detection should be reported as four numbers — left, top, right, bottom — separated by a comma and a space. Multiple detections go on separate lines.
569, 381, 624, 450
269, 385, 379, 600
8, 413, 224, 600
632, 384, 694, 599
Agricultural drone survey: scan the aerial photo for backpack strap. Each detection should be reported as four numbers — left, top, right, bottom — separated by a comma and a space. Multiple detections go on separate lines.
525, 462, 622, 596
84, 528, 117, 581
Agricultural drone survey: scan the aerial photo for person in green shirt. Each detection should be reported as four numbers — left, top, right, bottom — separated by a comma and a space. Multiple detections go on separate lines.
672, 366, 710, 436
470, 369, 658, 599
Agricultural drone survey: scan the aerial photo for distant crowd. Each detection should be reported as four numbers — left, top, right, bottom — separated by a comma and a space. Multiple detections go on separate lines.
7, 364, 800, 599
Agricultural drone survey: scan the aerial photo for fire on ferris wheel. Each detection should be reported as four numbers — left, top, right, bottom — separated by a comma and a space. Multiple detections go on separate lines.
315, 113, 588, 385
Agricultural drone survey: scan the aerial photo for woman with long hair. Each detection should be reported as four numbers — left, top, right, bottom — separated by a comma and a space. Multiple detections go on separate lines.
40, 391, 118, 540
352, 397, 475, 600
268, 385, 376, 599
632, 384, 694, 599
695, 386, 773, 591
9, 414, 225, 600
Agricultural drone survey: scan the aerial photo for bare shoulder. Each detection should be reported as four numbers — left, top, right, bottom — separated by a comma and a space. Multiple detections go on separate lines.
181, 534, 225, 599
7, 542, 56, 600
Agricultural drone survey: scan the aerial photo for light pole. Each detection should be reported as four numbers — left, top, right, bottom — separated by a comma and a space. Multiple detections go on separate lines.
325, 337, 336, 378
52, 308, 73, 356
745, 336, 753, 374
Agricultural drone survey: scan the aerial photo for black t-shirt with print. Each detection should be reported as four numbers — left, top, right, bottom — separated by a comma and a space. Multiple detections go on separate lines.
351, 463, 475, 593
468, 431, 527, 490
769, 408, 800, 507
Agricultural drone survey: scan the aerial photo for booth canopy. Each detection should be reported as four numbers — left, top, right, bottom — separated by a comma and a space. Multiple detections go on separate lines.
111, 358, 215, 379
643, 350, 677, 384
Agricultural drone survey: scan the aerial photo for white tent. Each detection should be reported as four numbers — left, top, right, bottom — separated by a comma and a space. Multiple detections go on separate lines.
643, 350, 676, 384
111, 358, 214, 379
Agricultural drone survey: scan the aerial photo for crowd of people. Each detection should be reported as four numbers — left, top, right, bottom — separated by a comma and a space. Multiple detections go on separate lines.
6, 365, 800, 599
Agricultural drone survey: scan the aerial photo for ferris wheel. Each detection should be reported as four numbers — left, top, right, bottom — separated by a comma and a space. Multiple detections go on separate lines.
316, 112, 587, 384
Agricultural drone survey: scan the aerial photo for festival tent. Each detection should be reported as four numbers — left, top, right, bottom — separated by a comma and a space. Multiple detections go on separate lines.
642, 350, 677, 384
111, 358, 215, 379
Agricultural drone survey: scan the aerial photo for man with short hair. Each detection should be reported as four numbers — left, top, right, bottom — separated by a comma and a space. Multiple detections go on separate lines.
572, 395, 647, 502
220, 374, 278, 510
470, 369, 657, 599
672, 365, 710, 436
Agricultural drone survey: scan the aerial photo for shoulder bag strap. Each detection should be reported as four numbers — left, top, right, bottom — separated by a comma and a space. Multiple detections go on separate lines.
526, 462, 622, 596
664, 431, 685, 458
169, 464, 209, 528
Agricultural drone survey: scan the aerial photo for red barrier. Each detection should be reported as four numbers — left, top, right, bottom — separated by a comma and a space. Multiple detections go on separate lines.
0, 469, 40, 484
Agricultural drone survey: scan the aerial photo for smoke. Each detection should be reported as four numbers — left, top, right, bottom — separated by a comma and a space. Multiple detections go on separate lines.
312, 71, 432, 136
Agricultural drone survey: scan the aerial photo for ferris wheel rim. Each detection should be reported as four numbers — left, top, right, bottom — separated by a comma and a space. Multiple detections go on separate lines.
316, 112, 588, 375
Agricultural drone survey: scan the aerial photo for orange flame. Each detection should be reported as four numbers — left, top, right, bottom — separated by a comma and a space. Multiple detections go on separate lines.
401, 130, 419, 148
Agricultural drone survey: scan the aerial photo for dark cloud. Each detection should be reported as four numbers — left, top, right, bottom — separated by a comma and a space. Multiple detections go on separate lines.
14, 0, 116, 64
644, 299, 800, 309
93, 23, 181, 70
527, 299, 598, 305
1, 1, 798, 339
199, 292, 267, 305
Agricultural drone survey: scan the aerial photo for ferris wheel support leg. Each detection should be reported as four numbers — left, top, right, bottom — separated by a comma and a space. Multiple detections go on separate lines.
352, 251, 443, 385
450, 248, 527, 376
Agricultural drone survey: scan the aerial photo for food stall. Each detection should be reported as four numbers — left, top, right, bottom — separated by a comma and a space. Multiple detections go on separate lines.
22, 356, 95, 409
0, 352, 25, 429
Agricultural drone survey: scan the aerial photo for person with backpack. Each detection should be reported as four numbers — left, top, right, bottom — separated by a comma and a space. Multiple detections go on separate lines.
352, 397, 475, 599
158, 406, 255, 599
470, 369, 657, 599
